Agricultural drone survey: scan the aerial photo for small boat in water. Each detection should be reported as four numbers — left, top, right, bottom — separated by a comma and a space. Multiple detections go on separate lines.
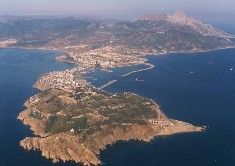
230, 68, 233, 71
135, 78, 144, 81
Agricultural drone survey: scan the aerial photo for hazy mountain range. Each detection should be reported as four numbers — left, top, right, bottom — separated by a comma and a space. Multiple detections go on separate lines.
0, 11, 234, 53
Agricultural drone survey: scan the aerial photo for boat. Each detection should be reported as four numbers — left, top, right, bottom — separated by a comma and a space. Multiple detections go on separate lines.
135, 78, 144, 81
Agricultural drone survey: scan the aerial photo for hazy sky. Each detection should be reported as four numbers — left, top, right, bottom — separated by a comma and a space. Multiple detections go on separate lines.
1, 0, 235, 20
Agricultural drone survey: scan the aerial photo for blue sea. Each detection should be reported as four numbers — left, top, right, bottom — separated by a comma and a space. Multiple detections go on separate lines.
0, 47, 235, 166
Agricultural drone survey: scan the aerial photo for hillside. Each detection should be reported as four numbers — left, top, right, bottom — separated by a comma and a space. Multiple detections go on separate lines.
0, 11, 234, 54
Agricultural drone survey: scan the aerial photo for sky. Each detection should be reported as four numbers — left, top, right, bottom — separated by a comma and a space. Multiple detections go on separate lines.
1, 0, 235, 21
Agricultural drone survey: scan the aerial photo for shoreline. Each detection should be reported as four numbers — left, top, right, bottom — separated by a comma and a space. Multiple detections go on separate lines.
1, 45, 235, 97
2, 45, 233, 165
2, 45, 235, 56
17, 88, 205, 166
2, 45, 235, 89
1, 45, 235, 93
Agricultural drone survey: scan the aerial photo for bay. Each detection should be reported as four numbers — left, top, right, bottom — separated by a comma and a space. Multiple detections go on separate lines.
100, 48, 235, 166
0, 47, 235, 166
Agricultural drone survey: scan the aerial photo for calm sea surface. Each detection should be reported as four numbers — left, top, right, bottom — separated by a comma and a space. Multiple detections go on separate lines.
0, 47, 235, 166
0, 48, 76, 166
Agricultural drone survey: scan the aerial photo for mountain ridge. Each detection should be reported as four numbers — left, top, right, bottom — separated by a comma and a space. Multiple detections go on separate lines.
134, 11, 233, 38
0, 11, 234, 54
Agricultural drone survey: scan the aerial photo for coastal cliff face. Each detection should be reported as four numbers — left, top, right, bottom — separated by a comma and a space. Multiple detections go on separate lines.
20, 135, 100, 166
19, 122, 202, 166
18, 88, 204, 166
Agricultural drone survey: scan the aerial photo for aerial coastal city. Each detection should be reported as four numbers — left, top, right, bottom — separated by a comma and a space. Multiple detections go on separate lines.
35, 45, 148, 91
1, 7, 235, 166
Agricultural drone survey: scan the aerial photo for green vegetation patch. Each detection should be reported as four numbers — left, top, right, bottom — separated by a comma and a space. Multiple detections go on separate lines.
33, 88, 159, 135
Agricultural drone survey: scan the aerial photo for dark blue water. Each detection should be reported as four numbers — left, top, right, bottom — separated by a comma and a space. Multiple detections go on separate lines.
0, 48, 235, 166
99, 49, 235, 166
0, 48, 77, 166
85, 64, 147, 87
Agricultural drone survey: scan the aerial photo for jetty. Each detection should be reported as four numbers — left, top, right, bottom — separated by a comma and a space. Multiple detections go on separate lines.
122, 63, 155, 77
98, 80, 117, 90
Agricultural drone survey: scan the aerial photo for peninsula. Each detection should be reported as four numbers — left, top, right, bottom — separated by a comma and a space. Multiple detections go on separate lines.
18, 88, 204, 166
1, 11, 234, 165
